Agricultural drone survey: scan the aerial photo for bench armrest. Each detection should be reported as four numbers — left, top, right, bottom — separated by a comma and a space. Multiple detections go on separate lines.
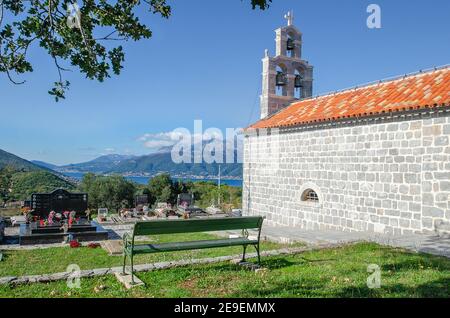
257, 216, 265, 242
123, 232, 133, 248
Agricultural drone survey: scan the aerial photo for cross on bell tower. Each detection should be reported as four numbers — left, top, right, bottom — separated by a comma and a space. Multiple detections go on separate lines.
260, 11, 314, 119
284, 10, 294, 26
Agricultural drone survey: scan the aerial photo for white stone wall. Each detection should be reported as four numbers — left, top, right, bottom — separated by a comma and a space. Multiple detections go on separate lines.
243, 112, 450, 235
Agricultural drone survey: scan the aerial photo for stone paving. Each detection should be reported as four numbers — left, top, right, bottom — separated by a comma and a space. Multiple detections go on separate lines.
255, 226, 450, 258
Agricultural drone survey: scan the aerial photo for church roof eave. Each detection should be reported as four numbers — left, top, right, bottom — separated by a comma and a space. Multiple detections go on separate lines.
247, 66, 450, 131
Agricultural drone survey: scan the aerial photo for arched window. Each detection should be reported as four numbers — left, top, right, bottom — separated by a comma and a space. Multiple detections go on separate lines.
286, 33, 295, 58
294, 69, 303, 99
286, 31, 299, 58
275, 64, 288, 96
301, 189, 319, 202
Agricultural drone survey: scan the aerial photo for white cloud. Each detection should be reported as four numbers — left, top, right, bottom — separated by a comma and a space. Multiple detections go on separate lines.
143, 139, 177, 149
138, 131, 189, 150
138, 129, 243, 155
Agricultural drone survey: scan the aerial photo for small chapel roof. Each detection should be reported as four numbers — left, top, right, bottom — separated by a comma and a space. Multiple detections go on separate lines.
248, 66, 450, 130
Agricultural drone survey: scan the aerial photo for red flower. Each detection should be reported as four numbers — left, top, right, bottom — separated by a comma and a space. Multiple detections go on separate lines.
69, 240, 81, 248
87, 242, 100, 249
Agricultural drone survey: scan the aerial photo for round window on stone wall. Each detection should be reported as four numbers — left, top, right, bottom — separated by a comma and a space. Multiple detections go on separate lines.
301, 189, 319, 202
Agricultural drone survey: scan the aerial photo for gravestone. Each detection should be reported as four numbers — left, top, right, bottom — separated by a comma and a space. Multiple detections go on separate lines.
19, 188, 108, 245
135, 194, 149, 207
177, 193, 194, 208
135, 194, 149, 214
30, 189, 87, 219
177, 193, 204, 215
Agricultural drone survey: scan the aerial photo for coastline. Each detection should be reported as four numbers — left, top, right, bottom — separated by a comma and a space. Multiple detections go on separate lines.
60, 171, 243, 187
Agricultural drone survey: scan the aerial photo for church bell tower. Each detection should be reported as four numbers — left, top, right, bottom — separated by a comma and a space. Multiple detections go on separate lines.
260, 10, 313, 119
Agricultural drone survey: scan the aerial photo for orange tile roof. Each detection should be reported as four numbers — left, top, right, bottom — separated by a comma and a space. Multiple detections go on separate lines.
249, 66, 450, 130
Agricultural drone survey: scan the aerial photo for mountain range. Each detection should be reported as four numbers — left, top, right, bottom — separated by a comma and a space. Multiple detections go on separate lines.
1, 144, 243, 179
44, 154, 137, 174
31, 149, 243, 179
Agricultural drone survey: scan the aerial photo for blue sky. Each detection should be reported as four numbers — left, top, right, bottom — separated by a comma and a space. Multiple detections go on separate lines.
1, 0, 449, 165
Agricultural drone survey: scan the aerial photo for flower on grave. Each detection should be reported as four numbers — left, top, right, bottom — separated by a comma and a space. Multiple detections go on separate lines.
48, 211, 56, 225
87, 242, 100, 248
69, 240, 81, 248
21, 207, 31, 214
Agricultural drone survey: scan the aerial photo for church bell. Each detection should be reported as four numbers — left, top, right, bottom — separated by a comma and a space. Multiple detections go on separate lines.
294, 74, 303, 88
287, 38, 295, 51
276, 71, 287, 86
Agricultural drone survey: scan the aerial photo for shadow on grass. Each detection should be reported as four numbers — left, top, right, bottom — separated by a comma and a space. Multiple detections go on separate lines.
380, 252, 450, 273
259, 255, 336, 270
165, 257, 304, 276
0, 251, 9, 262
334, 277, 450, 298
261, 258, 303, 270
230, 276, 335, 298
229, 274, 450, 298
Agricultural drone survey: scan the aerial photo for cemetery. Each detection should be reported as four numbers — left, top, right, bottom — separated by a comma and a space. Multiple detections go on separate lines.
0, 186, 449, 298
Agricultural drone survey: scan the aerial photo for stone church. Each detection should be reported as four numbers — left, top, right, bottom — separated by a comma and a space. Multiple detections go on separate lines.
243, 13, 450, 235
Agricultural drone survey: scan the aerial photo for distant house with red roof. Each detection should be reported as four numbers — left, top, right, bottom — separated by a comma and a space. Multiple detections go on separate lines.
243, 15, 450, 235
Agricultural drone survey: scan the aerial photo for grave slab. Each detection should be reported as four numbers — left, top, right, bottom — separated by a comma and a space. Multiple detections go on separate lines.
101, 240, 123, 256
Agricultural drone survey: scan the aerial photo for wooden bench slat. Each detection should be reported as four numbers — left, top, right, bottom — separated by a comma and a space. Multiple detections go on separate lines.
133, 217, 262, 236
127, 237, 259, 254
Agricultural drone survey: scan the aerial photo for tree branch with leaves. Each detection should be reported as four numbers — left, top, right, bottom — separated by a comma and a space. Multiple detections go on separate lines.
0, 0, 271, 101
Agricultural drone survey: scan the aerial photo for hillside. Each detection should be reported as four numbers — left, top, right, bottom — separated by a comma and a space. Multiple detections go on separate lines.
9, 171, 76, 201
0, 149, 76, 202
58, 154, 136, 173
31, 160, 59, 170
0, 149, 43, 172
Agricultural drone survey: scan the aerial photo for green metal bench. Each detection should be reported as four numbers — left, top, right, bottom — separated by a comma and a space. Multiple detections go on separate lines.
122, 216, 264, 283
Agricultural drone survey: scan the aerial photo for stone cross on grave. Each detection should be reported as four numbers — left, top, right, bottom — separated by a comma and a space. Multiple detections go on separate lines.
284, 10, 294, 26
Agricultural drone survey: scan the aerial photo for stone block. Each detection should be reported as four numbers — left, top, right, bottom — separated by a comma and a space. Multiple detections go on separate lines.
114, 272, 144, 289
422, 206, 444, 218
435, 136, 449, 146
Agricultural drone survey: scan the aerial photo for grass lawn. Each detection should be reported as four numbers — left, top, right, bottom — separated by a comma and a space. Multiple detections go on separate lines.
0, 232, 295, 277
0, 242, 449, 298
